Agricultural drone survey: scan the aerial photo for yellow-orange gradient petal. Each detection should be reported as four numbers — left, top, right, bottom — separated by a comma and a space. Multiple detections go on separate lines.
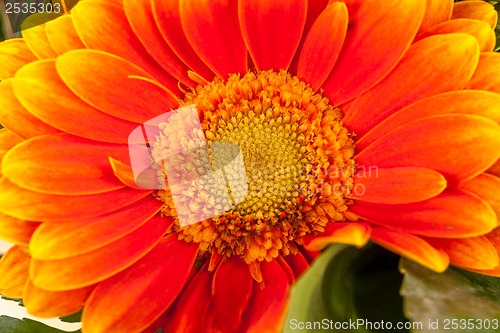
21, 13, 59, 59
349, 167, 447, 204
30, 196, 165, 260
239, 0, 307, 71
0, 80, 61, 139
322, 0, 426, 106
180, 0, 246, 79
345, 34, 480, 135
123, 0, 194, 86
356, 114, 500, 183
418, 0, 453, 31
303, 222, 371, 250
240, 260, 290, 333
468, 52, 500, 94
30, 214, 171, 290
109, 157, 156, 190
461, 173, 500, 220
356, 90, 500, 151
297, 2, 348, 91
204, 257, 253, 332
23, 281, 95, 318
45, 15, 85, 55
452, 0, 498, 29
2, 134, 129, 195
0, 245, 30, 298
0, 128, 23, 163
416, 19, 496, 52
426, 236, 499, 270
351, 190, 497, 238
56, 50, 178, 123
82, 235, 199, 333
470, 228, 500, 277
0, 39, 37, 80
0, 177, 151, 221
371, 228, 449, 272
13, 60, 140, 144
0, 212, 40, 246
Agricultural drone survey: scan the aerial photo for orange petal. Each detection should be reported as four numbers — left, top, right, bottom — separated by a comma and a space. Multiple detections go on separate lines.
461, 173, 500, 220
204, 257, 253, 332
467, 52, 500, 94
0, 80, 61, 139
123, 0, 193, 86
344, 34, 480, 135
303, 222, 371, 250
152, 0, 214, 80
418, 0, 453, 31
30, 214, 171, 290
21, 14, 59, 59
425, 236, 499, 270
371, 228, 449, 272
240, 259, 290, 333
469, 228, 500, 276
0, 129, 23, 164
71, 0, 179, 92
45, 15, 85, 55
416, 19, 495, 52
355, 114, 500, 183
349, 167, 447, 204
164, 267, 213, 333
351, 190, 497, 238
0, 245, 30, 298
2, 134, 129, 195
0, 212, 40, 246
356, 90, 500, 151
0, 39, 37, 80
488, 161, 500, 178
13, 59, 139, 144
0, 177, 151, 221
452, 0, 498, 29
30, 196, 165, 260
239, 0, 307, 71
109, 157, 145, 189
23, 281, 94, 318
179, 0, 246, 79
297, 2, 348, 90
322, 0, 426, 106
82, 235, 199, 333
56, 50, 178, 123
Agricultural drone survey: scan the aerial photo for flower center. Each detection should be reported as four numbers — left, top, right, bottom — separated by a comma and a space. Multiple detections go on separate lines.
156, 70, 356, 264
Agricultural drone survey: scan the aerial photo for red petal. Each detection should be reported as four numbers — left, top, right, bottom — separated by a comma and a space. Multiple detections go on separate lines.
0, 177, 151, 221
2, 134, 129, 195
322, 0, 426, 106
24, 281, 94, 318
283, 251, 309, 279
30, 214, 172, 290
13, 59, 140, 144
204, 257, 253, 332
356, 90, 500, 151
349, 167, 447, 204
82, 235, 199, 333
0, 245, 30, 298
345, 34, 480, 135
30, 196, 165, 260
355, 114, 500, 183
239, 0, 307, 71
425, 236, 499, 270
370, 228, 449, 272
351, 190, 497, 238
240, 260, 290, 333
56, 50, 179, 123
179, 0, 246, 79
297, 2, 348, 90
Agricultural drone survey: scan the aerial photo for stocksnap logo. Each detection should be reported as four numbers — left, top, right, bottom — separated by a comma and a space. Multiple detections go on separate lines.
128, 105, 248, 227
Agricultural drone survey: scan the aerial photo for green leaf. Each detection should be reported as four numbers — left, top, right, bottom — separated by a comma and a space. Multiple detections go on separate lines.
400, 259, 500, 333
0, 316, 80, 333
59, 311, 81, 324
285, 244, 408, 333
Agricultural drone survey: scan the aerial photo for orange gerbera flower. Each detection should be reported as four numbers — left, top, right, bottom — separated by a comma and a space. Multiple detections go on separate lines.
1, 0, 500, 332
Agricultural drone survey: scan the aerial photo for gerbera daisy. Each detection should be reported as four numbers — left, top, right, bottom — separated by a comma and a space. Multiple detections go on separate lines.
0, 0, 500, 332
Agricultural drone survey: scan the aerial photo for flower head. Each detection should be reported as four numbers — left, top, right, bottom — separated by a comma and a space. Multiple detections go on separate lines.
0, 0, 499, 332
